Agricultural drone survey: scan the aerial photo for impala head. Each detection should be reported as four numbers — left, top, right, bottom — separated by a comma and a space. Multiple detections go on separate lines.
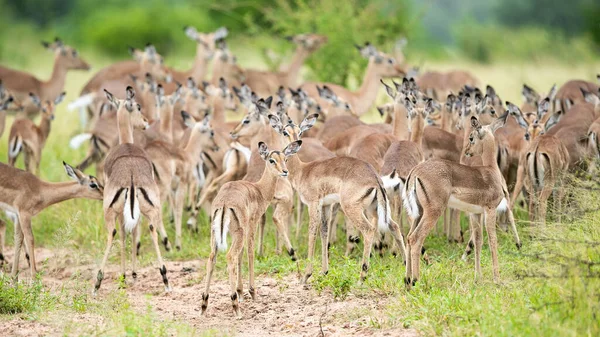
205, 77, 238, 111
356, 42, 405, 77
104, 87, 149, 130
63, 161, 104, 199
464, 114, 507, 157
184, 26, 228, 59
521, 83, 558, 113
233, 83, 255, 109
316, 85, 356, 117
506, 98, 561, 141
581, 87, 600, 107
181, 78, 211, 118
381, 77, 417, 102
286, 33, 328, 52
268, 113, 318, 143
42, 38, 90, 70
215, 41, 246, 83
258, 140, 302, 177
404, 96, 434, 131
29, 91, 66, 121
182, 111, 220, 152
130, 44, 170, 82
230, 97, 273, 139
0, 81, 23, 111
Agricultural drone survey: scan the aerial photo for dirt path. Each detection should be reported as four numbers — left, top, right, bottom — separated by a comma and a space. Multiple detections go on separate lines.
1, 247, 418, 337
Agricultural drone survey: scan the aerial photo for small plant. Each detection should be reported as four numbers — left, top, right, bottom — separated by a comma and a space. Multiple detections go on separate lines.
312, 257, 356, 300
0, 274, 53, 314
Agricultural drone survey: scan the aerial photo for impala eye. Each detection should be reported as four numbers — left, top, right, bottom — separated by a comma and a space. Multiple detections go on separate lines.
90, 182, 98, 189
243, 119, 250, 124
469, 135, 474, 143
269, 158, 276, 164
282, 131, 289, 137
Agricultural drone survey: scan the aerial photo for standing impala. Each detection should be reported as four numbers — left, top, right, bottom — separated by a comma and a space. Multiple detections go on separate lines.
93, 87, 170, 295
269, 114, 406, 282
0, 38, 89, 117
8, 92, 66, 174
0, 161, 103, 279
301, 42, 405, 117
201, 141, 301, 318
403, 115, 518, 286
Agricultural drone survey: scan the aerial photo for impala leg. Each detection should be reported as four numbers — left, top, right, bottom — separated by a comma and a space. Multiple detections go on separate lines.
201, 237, 217, 315
511, 159, 526, 210
0, 218, 5, 267
302, 204, 320, 283
236, 248, 244, 302
247, 224, 257, 301
407, 209, 443, 286
295, 195, 304, 240
227, 234, 244, 318
94, 210, 117, 296
119, 216, 127, 284
257, 213, 266, 257
528, 190, 537, 224
484, 208, 500, 283
506, 208, 521, 250
328, 203, 340, 245
17, 213, 36, 279
273, 200, 297, 261
387, 218, 407, 262
131, 224, 138, 281
10, 215, 24, 278
538, 186, 553, 226
319, 206, 330, 275
344, 206, 375, 282
173, 185, 185, 251
472, 214, 484, 280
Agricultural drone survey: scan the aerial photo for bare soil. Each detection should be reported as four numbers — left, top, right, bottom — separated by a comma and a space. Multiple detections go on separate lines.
1, 247, 418, 337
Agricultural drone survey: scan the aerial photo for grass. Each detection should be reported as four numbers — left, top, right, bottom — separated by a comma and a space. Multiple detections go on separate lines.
1, 43, 600, 336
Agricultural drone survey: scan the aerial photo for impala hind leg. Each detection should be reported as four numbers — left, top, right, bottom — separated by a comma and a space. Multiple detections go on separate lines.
302, 204, 320, 283
272, 200, 297, 261
147, 209, 171, 292
484, 208, 500, 283
10, 215, 24, 278
406, 208, 444, 286
201, 237, 218, 315
0, 218, 5, 267
343, 206, 376, 282
227, 234, 244, 318
94, 210, 117, 295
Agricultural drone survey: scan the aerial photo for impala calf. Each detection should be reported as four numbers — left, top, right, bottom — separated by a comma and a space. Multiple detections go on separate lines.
201, 141, 301, 318
8, 92, 66, 174
0, 162, 103, 279
93, 87, 170, 295
403, 115, 517, 286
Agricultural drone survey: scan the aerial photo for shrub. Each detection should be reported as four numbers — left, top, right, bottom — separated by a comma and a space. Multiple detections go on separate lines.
0, 275, 53, 314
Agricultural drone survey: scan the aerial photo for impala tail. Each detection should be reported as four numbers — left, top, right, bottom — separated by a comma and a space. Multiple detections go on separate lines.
8, 135, 22, 159
212, 207, 231, 252
123, 185, 140, 233
69, 133, 93, 149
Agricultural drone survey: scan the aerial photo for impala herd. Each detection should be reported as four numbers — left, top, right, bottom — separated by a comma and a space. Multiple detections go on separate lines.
0, 27, 599, 318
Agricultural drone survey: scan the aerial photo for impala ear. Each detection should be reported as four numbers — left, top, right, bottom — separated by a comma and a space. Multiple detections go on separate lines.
300, 113, 318, 134
522, 84, 539, 103
29, 92, 41, 107
54, 92, 67, 105
424, 98, 434, 116
125, 86, 135, 100
63, 161, 84, 182
258, 141, 270, 160
470, 116, 481, 130
283, 140, 302, 157
547, 83, 557, 100
380, 79, 395, 99
537, 97, 550, 117
268, 114, 284, 134
181, 110, 196, 127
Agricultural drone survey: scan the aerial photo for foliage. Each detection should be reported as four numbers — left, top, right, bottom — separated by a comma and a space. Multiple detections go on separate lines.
257, 0, 411, 84
0, 275, 53, 314
454, 23, 598, 64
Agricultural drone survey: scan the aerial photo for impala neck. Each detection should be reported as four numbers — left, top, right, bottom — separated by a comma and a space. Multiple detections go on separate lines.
183, 128, 206, 159
410, 114, 425, 147
354, 59, 382, 116
392, 103, 410, 140
187, 44, 210, 83
252, 121, 284, 149
481, 137, 499, 170
440, 106, 452, 132
159, 104, 174, 143
117, 107, 134, 144
254, 165, 280, 205
282, 47, 309, 87
210, 96, 226, 125
39, 114, 53, 144
210, 59, 226, 84
0, 111, 6, 138
41, 55, 68, 102
284, 153, 306, 191
37, 181, 82, 213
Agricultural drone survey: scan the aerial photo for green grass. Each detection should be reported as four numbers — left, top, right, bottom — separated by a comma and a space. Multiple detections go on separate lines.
1, 44, 600, 336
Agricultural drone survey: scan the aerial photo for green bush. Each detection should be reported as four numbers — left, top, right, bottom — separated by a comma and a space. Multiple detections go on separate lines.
65, 2, 216, 57
0, 275, 53, 314
455, 23, 599, 64
257, 0, 411, 85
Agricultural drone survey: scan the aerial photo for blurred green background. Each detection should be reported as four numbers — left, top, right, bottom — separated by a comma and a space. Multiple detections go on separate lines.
0, 0, 598, 85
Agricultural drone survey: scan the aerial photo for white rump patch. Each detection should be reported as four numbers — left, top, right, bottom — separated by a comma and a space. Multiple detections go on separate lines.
193, 162, 206, 188
381, 173, 402, 189
402, 181, 420, 219
67, 93, 95, 111
69, 133, 92, 149
230, 142, 251, 163
8, 136, 22, 159
320, 194, 340, 206
212, 208, 230, 252
123, 188, 140, 233
496, 197, 508, 212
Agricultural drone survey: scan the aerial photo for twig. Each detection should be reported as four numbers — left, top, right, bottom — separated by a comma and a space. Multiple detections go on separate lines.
318, 302, 328, 337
